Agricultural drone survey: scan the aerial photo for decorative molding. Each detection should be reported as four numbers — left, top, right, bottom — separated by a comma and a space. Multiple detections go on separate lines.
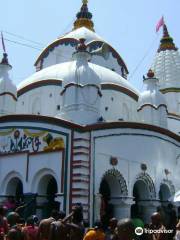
87, 40, 128, 74
0, 92, 17, 101
160, 88, 180, 94
101, 83, 138, 101
34, 38, 79, 68
17, 79, 62, 97
102, 169, 128, 196
0, 115, 179, 142
137, 104, 168, 112
135, 172, 156, 199
61, 83, 102, 97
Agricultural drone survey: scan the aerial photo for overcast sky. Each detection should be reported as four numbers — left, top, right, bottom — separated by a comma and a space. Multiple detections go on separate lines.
0, 0, 180, 90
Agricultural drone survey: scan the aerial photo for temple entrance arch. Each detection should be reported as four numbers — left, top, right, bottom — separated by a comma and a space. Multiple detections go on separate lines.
37, 174, 58, 196
6, 177, 23, 197
159, 184, 171, 202
35, 173, 59, 218
159, 180, 175, 204
98, 169, 128, 225
131, 173, 156, 223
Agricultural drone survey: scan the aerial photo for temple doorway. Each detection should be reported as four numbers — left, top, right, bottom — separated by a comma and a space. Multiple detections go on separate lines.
99, 169, 128, 227
131, 173, 156, 223
6, 177, 23, 201
37, 174, 59, 218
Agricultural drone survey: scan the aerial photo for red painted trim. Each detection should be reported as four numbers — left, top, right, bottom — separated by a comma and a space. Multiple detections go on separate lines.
87, 40, 129, 74
73, 165, 89, 169
72, 179, 90, 183
69, 130, 74, 212
73, 152, 89, 156
101, 83, 138, 101
73, 160, 89, 164
0, 115, 179, 141
72, 194, 89, 198
73, 138, 90, 142
0, 92, 17, 101
34, 38, 79, 67
137, 104, 168, 112
73, 173, 90, 177
73, 146, 90, 150
72, 188, 89, 192
168, 112, 180, 119
17, 79, 62, 97
61, 83, 102, 97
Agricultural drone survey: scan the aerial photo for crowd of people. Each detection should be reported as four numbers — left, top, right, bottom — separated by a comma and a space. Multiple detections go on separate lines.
0, 198, 180, 240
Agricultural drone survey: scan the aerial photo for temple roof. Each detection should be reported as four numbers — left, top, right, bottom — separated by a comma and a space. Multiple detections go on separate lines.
151, 24, 180, 89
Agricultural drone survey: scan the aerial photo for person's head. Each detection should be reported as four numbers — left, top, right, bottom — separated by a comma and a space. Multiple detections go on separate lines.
51, 210, 59, 220
72, 204, 83, 223
151, 212, 162, 227
7, 228, 19, 240
7, 212, 20, 227
116, 218, 135, 240
109, 218, 118, 230
58, 211, 66, 220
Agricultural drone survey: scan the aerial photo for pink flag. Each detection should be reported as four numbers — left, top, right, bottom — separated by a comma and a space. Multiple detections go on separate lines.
1, 32, 6, 53
156, 17, 164, 32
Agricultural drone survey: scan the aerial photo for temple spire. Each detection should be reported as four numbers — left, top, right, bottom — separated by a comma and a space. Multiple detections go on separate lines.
158, 23, 178, 52
73, 0, 95, 32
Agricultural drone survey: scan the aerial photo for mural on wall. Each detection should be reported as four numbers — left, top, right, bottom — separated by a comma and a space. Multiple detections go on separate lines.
0, 128, 65, 154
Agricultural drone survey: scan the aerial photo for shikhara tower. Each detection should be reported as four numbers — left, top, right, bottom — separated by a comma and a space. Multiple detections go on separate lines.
0, 0, 179, 225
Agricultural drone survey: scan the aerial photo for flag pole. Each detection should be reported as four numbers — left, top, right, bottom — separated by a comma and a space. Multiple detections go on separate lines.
1, 32, 6, 53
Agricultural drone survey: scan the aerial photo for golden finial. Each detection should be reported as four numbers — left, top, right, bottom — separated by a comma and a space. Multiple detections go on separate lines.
83, 0, 88, 4
73, 0, 94, 31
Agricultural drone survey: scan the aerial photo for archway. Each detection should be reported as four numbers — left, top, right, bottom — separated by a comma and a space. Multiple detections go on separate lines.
99, 169, 128, 226
159, 183, 171, 202
37, 174, 59, 218
37, 174, 58, 196
131, 173, 156, 223
6, 177, 23, 200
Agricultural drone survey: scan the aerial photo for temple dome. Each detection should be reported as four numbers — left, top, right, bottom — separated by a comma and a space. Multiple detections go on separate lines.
151, 24, 180, 89
18, 58, 138, 95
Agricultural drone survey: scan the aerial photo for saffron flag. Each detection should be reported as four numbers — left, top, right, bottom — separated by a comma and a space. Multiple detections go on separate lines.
1, 32, 6, 53
156, 17, 164, 32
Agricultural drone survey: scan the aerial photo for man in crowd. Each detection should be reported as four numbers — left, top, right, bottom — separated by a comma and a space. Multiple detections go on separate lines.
83, 221, 105, 240
116, 218, 135, 240
37, 210, 59, 240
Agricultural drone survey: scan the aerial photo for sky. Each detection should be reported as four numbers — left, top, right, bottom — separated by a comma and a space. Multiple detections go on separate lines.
0, 0, 180, 91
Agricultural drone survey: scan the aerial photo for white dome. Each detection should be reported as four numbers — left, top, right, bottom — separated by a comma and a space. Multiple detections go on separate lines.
61, 27, 103, 43
18, 60, 138, 96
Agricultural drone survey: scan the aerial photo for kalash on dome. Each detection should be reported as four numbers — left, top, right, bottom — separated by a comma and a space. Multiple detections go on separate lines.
0, 0, 179, 225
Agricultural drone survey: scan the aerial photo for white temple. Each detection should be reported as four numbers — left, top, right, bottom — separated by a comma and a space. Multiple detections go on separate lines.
0, 0, 179, 224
